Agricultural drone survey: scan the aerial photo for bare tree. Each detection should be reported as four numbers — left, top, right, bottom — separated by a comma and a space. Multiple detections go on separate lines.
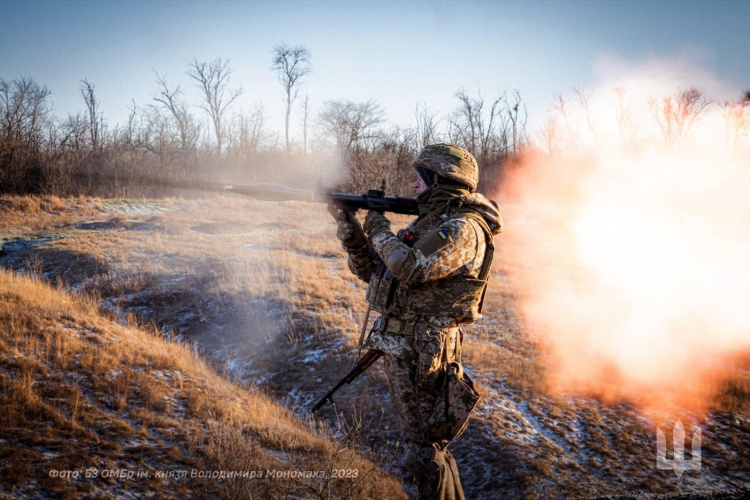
152, 72, 200, 152
722, 90, 750, 151
551, 91, 577, 151
538, 114, 559, 154
571, 87, 596, 144
0, 76, 52, 160
227, 104, 266, 160
447, 87, 527, 190
272, 43, 311, 154
318, 99, 384, 156
188, 58, 242, 156
142, 104, 178, 165
506, 89, 528, 154
60, 113, 90, 153
448, 87, 524, 162
80, 79, 103, 150
450, 89, 484, 154
414, 102, 440, 148
121, 99, 141, 150
301, 95, 310, 155
650, 87, 712, 148
0, 76, 52, 192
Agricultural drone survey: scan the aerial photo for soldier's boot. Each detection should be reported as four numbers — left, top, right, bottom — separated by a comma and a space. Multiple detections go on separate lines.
404, 443, 465, 500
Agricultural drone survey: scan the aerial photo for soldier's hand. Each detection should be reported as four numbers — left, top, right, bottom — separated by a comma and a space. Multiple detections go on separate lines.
363, 211, 391, 239
329, 207, 366, 247
327, 203, 344, 221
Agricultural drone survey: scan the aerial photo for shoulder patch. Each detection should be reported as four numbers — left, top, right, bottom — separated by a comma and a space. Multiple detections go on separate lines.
413, 225, 456, 257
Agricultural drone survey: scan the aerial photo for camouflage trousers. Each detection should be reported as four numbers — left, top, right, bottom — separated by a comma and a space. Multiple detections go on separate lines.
365, 315, 479, 499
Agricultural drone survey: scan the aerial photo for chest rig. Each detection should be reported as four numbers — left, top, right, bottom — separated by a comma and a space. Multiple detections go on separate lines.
365, 199, 495, 322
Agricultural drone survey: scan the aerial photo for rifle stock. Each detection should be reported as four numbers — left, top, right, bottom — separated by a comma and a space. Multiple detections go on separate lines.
311, 350, 382, 414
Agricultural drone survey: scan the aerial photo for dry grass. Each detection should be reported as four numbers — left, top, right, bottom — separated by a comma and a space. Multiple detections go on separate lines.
0, 194, 103, 228
0, 267, 405, 498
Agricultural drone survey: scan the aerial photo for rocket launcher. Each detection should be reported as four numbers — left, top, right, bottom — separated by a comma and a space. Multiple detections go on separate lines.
222, 182, 419, 215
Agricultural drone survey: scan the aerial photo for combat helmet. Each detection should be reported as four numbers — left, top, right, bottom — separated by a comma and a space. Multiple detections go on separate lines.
412, 143, 479, 192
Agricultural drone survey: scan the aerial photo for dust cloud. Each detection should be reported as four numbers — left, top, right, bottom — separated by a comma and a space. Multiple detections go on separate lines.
499, 57, 750, 413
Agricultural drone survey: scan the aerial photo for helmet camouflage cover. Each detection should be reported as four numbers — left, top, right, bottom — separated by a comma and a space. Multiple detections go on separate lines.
412, 143, 479, 192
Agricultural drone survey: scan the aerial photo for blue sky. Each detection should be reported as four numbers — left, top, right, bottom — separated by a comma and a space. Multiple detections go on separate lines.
2, 0, 749, 138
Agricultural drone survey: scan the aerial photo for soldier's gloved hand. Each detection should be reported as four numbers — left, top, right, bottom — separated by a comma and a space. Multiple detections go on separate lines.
363, 211, 391, 240
328, 205, 367, 247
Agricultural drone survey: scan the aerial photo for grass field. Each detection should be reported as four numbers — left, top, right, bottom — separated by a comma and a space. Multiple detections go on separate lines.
1, 193, 749, 499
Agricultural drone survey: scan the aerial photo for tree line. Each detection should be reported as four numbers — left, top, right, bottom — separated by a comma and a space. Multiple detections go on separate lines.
0, 44, 529, 197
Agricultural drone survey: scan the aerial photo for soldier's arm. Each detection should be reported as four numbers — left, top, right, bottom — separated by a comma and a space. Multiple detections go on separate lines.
369, 217, 481, 284
331, 207, 377, 282
344, 240, 378, 283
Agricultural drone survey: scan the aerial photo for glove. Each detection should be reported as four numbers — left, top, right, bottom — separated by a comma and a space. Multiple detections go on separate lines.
328, 205, 366, 247
363, 210, 391, 239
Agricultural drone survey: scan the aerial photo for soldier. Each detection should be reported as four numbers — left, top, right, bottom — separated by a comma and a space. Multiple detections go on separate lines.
331, 143, 502, 499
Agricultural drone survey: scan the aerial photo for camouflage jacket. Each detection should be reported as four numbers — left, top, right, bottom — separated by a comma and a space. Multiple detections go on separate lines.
345, 187, 503, 323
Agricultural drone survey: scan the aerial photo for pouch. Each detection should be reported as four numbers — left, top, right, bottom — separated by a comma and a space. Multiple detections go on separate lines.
425, 362, 480, 442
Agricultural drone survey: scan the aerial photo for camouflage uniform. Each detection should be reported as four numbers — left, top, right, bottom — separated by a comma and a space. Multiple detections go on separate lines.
339, 144, 503, 499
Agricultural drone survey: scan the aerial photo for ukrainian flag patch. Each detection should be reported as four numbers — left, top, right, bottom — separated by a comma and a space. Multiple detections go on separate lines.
438, 229, 449, 240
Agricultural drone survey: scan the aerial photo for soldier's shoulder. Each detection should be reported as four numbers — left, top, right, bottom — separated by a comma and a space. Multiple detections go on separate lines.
454, 209, 494, 238
442, 211, 484, 236
426, 213, 469, 236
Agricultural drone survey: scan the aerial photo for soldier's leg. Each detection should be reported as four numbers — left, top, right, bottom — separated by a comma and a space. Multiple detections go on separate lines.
383, 323, 469, 499
382, 353, 422, 451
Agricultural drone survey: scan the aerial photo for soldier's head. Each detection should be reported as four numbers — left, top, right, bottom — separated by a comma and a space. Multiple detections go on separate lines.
412, 143, 479, 194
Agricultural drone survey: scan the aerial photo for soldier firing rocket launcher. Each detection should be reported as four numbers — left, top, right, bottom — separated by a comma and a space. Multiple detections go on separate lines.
222, 181, 417, 414
222, 182, 419, 215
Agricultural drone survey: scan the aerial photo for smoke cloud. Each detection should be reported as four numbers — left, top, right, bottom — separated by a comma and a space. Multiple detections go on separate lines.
499, 56, 750, 413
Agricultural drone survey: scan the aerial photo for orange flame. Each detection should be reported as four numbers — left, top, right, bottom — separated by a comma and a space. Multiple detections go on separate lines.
499, 69, 750, 414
